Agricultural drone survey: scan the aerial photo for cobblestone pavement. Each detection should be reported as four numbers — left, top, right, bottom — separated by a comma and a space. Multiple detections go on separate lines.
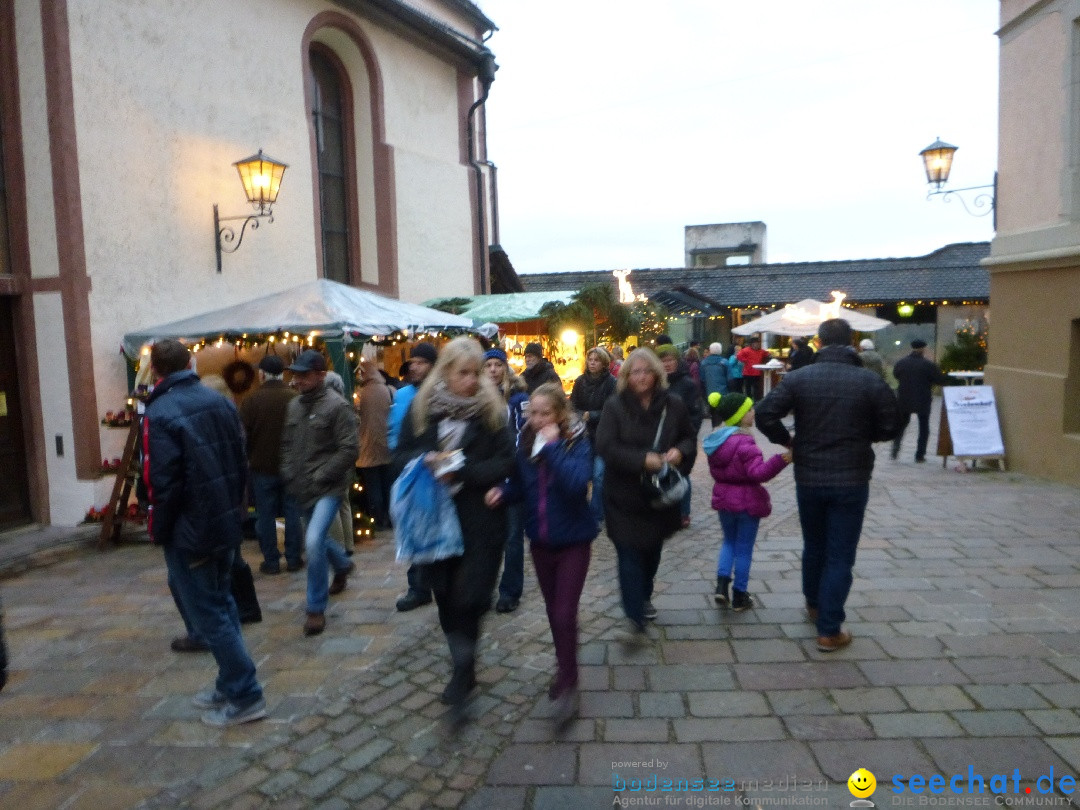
1, 400, 1079, 809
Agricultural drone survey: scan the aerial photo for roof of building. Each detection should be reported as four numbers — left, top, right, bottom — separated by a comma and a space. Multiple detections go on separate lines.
519, 242, 991, 308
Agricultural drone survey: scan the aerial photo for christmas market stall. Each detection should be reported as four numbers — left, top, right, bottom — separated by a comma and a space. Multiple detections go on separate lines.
106, 279, 473, 545
425, 291, 581, 387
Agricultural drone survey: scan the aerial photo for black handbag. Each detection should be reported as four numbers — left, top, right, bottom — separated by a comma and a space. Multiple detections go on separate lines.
640, 407, 689, 509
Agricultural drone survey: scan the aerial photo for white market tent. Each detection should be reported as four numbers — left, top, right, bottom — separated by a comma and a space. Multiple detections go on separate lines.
122, 278, 474, 358
731, 297, 892, 337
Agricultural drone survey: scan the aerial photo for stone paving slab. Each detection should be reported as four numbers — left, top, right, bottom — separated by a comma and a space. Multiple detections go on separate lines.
0, 401, 1077, 807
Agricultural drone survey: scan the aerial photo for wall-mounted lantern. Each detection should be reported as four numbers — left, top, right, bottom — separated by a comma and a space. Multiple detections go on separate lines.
919, 138, 995, 224
214, 150, 288, 273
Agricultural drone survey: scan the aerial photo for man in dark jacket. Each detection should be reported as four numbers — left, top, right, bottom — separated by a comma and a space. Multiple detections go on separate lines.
280, 350, 360, 637
787, 337, 815, 371
891, 339, 952, 463
521, 342, 561, 392
143, 339, 265, 727
240, 354, 302, 574
755, 319, 898, 653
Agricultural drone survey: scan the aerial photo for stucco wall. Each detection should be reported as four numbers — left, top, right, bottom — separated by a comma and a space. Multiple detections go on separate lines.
15, 0, 482, 523
985, 262, 1080, 485
997, 5, 1066, 234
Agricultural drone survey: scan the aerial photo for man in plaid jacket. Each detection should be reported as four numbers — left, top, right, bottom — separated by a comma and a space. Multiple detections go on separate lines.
755, 318, 899, 653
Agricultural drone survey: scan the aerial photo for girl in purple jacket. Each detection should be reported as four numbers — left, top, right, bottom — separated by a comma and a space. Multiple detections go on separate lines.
704, 392, 791, 611
485, 382, 597, 725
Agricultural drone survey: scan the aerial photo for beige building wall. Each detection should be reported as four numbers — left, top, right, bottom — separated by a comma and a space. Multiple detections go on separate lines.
8, 0, 493, 524
988, 0, 1080, 486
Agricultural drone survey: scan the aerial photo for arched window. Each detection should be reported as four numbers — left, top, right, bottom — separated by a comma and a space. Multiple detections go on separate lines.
309, 47, 354, 283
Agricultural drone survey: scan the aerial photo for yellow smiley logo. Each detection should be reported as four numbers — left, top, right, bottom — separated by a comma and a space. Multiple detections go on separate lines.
848, 768, 876, 798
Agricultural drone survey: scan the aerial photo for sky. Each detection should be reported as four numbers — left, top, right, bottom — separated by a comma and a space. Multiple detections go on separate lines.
476, 1, 1000, 275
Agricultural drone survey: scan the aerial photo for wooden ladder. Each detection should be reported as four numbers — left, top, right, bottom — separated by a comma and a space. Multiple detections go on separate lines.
99, 416, 143, 549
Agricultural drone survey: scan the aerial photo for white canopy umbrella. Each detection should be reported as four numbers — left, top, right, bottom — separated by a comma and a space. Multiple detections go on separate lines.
732, 295, 892, 337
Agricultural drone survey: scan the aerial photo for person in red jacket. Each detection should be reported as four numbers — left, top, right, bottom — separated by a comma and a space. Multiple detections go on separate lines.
736, 337, 771, 401
704, 392, 790, 611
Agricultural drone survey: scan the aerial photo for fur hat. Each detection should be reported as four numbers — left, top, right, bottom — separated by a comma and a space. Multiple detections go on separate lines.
709, 342, 723, 355
716, 392, 753, 427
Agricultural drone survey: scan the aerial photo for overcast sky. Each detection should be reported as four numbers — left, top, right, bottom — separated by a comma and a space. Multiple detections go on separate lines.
477, 1, 999, 275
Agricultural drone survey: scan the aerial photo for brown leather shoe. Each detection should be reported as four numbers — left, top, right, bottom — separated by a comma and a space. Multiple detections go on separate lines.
303, 612, 326, 636
328, 562, 355, 596
816, 630, 852, 652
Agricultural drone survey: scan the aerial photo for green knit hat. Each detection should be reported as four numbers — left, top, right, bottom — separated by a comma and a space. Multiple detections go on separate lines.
655, 344, 680, 360
717, 393, 753, 426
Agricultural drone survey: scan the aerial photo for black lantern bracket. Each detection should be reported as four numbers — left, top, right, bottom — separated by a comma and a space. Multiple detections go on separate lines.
214, 205, 273, 273
212, 149, 288, 273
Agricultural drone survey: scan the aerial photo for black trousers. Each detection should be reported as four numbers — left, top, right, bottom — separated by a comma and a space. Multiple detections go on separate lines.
893, 405, 931, 460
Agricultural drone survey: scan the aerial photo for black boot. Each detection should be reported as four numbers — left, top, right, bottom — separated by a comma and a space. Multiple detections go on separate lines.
441, 665, 477, 705
731, 589, 755, 612
714, 576, 731, 607
441, 632, 477, 706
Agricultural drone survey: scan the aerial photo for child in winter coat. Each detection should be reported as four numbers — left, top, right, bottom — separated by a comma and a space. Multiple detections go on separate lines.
704, 392, 791, 611
485, 382, 597, 724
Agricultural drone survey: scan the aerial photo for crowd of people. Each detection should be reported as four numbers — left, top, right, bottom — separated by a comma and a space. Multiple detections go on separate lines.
139, 320, 950, 727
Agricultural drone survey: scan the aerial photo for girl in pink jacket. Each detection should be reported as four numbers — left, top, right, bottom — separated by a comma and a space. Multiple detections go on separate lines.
704, 392, 791, 611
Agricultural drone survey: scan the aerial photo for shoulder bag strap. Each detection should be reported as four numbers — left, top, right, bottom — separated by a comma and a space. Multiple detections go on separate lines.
651, 406, 668, 451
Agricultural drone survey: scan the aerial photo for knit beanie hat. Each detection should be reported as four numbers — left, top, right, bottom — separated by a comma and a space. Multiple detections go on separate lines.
409, 342, 438, 364
483, 347, 508, 364
655, 344, 680, 360
716, 392, 753, 426
524, 342, 543, 358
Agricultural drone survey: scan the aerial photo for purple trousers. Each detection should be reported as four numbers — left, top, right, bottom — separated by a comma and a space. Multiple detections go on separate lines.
530, 542, 591, 698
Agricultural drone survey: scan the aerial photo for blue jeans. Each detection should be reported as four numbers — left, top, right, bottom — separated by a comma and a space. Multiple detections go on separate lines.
589, 455, 605, 524
680, 479, 692, 519
717, 510, 760, 592
795, 484, 870, 637
303, 495, 352, 614
498, 502, 525, 601
613, 541, 663, 629
163, 544, 262, 707
251, 472, 303, 568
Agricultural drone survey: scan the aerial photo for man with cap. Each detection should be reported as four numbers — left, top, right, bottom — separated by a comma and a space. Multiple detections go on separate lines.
857, 339, 885, 380
521, 342, 561, 393
240, 355, 303, 575
280, 349, 359, 636
891, 339, 951, 463
755, 319, 899, 652
388, 342, 438, 611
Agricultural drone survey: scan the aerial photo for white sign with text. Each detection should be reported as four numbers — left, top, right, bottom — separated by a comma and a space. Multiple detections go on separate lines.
943, 385, 1005, 457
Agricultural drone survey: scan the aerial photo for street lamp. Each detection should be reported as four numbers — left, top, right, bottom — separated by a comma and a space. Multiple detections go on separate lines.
214, 149, 288, 273
919, 138, 995, 224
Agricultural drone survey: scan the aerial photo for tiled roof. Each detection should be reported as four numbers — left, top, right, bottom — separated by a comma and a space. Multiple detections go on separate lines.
519, 242, 991, 307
